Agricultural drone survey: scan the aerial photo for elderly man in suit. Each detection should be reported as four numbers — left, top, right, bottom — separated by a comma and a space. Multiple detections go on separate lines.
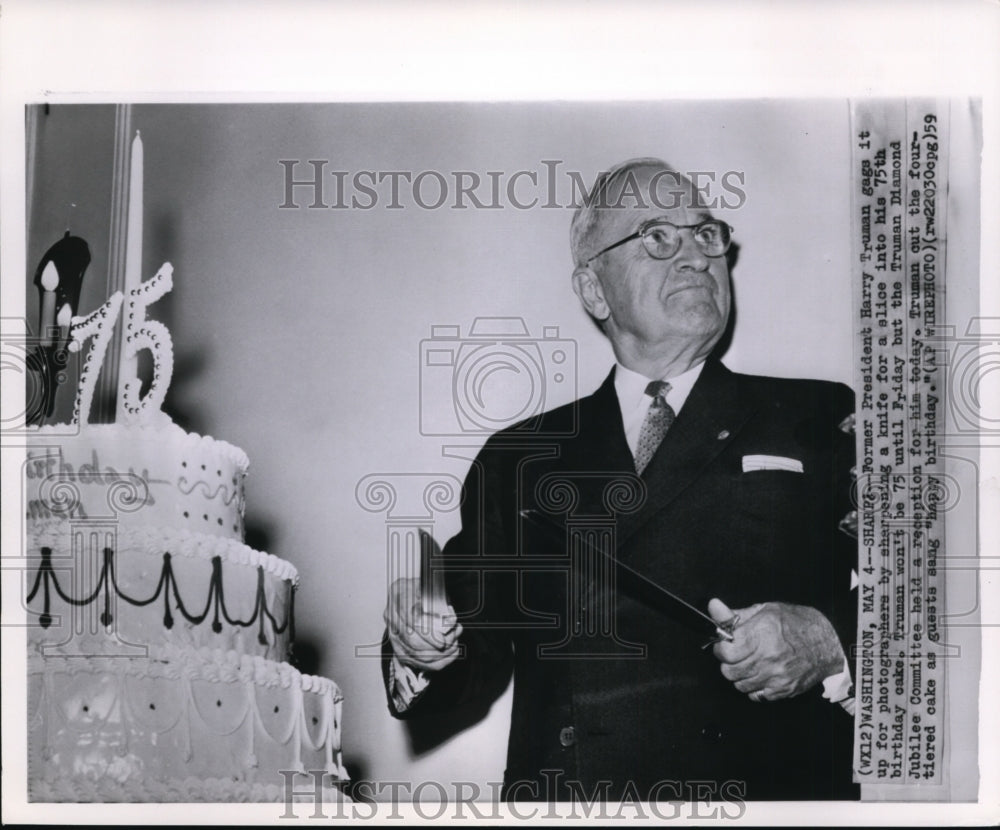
383, 158, 858, 801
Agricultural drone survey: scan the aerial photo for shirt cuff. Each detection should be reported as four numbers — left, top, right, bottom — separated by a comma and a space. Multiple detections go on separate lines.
388, 654, 430, 713
822, 656, 854, 703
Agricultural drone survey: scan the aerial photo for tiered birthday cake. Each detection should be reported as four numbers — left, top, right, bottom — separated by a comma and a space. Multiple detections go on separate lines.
24, 262, 348, 802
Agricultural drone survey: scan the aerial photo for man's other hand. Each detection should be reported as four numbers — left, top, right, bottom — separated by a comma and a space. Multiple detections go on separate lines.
708, 598, 846, 701
384, 577, 463, 673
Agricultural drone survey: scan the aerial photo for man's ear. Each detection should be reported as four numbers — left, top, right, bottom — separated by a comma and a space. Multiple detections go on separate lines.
572, 265, 610, 322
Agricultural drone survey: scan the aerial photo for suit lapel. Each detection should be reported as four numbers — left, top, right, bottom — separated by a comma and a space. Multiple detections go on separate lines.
614, 359, 759, 551
576, 367, 633, 474
521, 368, 623, 475
539, 368, 636, 519
526, 361, 761, 553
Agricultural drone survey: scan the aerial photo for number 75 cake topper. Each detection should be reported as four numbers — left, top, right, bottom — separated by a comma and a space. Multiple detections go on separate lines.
68, 261, 174, 427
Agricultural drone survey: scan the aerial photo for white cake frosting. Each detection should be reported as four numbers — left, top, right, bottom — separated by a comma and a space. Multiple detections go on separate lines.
25, 421, 249, 540
28, 645, 348, 799
27, 524, 296, 661
30, 775, 349, 805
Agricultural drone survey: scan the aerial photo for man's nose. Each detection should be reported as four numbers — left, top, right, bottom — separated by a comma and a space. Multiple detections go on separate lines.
672, 229, 709, 270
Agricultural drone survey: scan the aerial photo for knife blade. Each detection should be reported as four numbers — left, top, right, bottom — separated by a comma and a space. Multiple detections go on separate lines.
519, 508, 737, 646
418, 528, 448, 617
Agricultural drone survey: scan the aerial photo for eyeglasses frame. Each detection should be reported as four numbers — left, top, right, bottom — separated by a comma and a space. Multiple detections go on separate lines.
585, 218, 734, 265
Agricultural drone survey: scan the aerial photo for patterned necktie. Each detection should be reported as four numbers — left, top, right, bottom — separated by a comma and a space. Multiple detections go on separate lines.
634, 380, 676, 474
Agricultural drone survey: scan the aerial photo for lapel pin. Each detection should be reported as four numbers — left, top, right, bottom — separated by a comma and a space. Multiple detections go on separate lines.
716, 429, 730, 440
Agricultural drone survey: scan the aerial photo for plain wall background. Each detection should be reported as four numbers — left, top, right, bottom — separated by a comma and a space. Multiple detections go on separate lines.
27, 101, 854, 792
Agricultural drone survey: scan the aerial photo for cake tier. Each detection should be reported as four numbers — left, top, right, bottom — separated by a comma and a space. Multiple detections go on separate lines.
29, 773, 351, 804
25, 422, 248, 541
27, 524, 296, 661
28, 645, 347, 802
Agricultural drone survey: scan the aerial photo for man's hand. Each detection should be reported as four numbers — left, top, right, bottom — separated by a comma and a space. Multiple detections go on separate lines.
384, 577, 463, 673
708, 598, 846, 702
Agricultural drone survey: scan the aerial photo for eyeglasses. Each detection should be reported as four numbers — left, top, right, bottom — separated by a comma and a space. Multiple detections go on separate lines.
585, 218, 733, 265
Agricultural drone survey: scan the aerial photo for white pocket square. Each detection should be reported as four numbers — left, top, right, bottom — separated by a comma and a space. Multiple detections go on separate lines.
742, 454, 804, 473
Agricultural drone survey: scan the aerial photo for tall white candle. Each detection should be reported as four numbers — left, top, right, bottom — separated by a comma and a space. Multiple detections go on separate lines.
124, 131, 143, 292
117, 130, 143, 419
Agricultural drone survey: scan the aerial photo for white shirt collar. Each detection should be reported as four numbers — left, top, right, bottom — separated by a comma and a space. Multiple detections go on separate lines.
614, 360, 705, 413
614, 360, 706, 455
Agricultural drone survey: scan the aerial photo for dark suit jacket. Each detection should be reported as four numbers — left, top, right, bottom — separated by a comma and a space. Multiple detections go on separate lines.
385, 359, 858, 801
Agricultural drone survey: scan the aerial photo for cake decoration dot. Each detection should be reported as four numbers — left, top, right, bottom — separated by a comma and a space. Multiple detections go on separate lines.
216, 699, 222, 707
274, 705, 280, 713
203, 514, 208, 520
149, 702, 156, 710
82, 705, 89, 713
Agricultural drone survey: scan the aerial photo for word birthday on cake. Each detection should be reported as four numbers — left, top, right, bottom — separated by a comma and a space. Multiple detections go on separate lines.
25, 449, 156, 491
24, 449, 156, 520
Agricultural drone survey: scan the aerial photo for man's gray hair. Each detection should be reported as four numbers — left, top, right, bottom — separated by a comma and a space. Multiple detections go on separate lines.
570, 157, 688, 268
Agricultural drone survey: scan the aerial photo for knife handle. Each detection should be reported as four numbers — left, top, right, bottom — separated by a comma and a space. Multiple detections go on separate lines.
701, 613, 739, 650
